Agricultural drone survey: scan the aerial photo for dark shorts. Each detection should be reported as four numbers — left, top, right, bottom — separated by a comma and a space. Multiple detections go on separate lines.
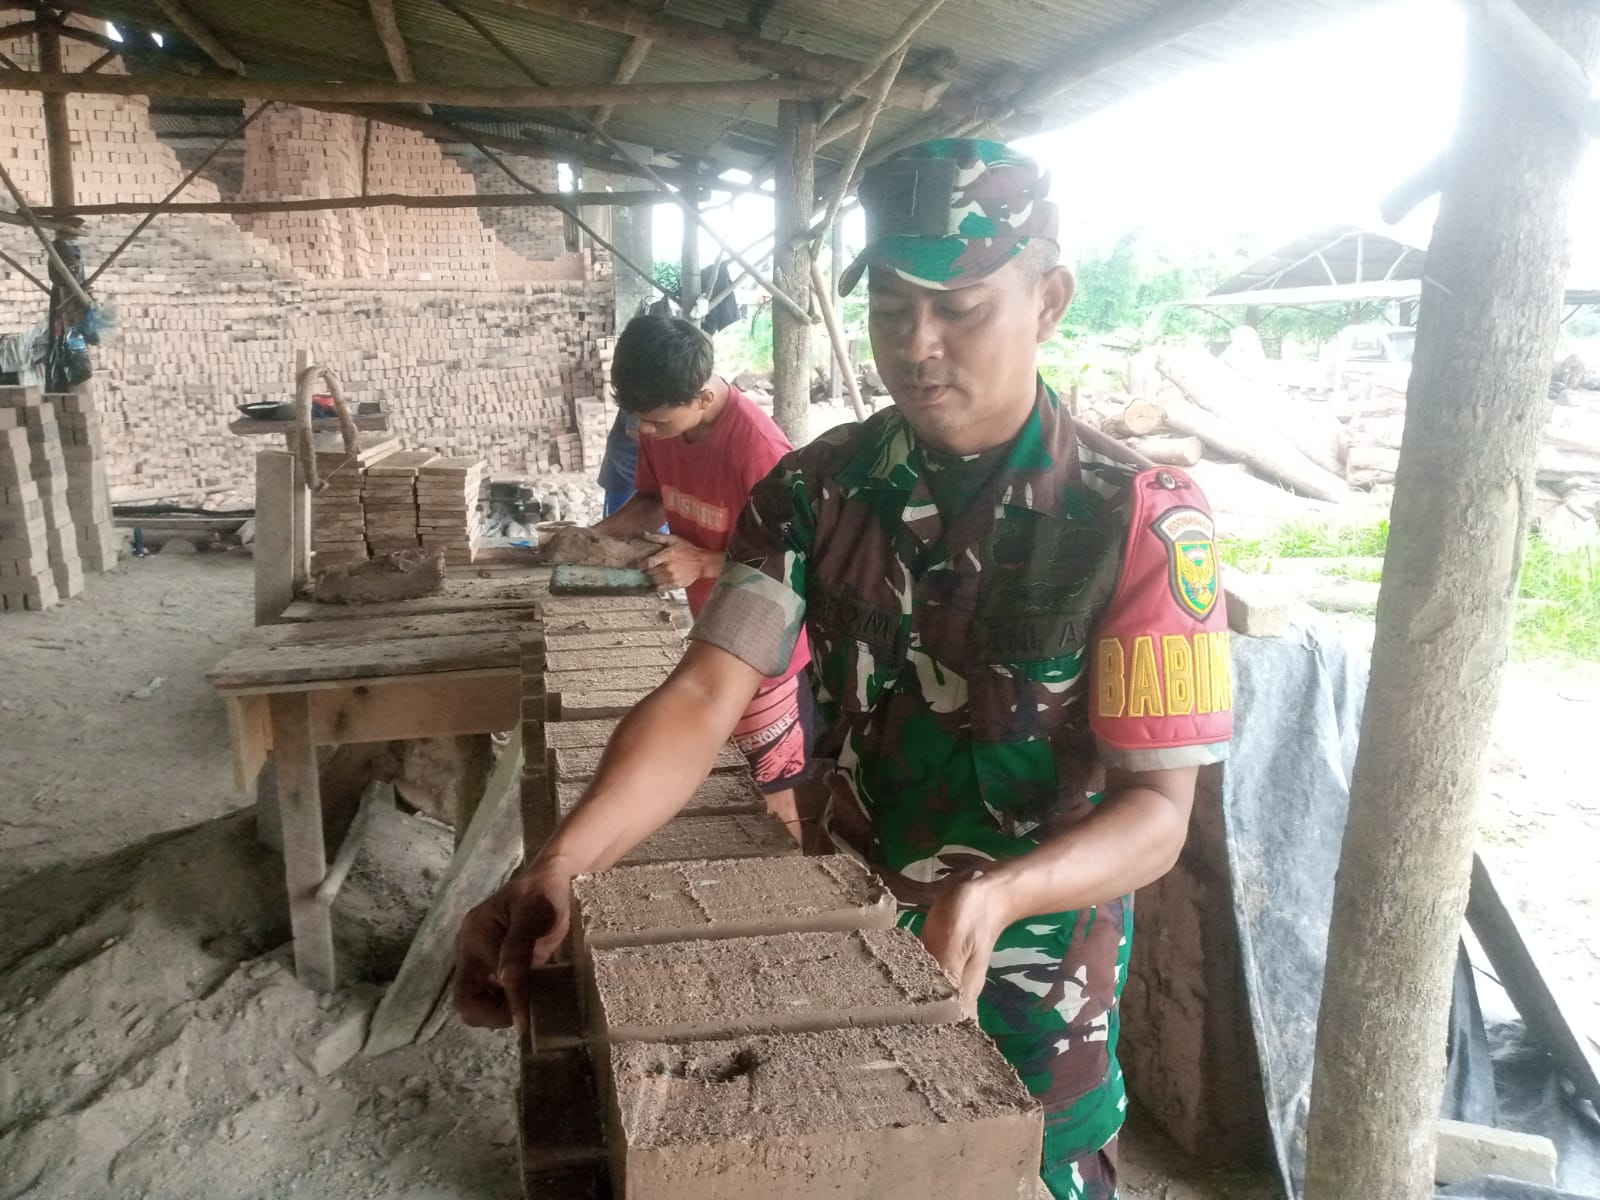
729, 671, 819, 793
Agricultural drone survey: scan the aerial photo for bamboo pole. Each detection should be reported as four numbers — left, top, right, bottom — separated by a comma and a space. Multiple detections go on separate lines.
85, 101, 272, 288
815, 0, 949, 127
155, 0, 246, 75
595, 35, 652, 129
494, 0, 948, 108
811, 257, 866, 421
0, 68, 837, 109
771, 100, 817, 444
53, 188, 668, 220
432, 0, 811, 323
811, 46, 905, 252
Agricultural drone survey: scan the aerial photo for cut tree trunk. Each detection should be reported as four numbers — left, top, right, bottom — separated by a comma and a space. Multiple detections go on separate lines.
1125, 434, 1203, 466
1101, 397, 1164, 438
1157, 347, 1347, 475
770, 101, 815, 446
1160, 394, 1348, 503
1302, 5, 1600, 1199
1344, 444, 1400, 487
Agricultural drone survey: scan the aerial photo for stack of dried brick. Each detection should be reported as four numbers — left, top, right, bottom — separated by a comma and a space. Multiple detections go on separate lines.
416, 456, 485, 565
310, 434, 398, 565
0, 387, 92, 610
361, 449, 436, 553
50, 384, 120, 571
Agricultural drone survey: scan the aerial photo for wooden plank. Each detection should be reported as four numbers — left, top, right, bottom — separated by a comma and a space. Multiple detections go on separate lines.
544, 645, 681, 673
270, 692, 336, 992
545, 664, 672, 692
308, 672, 520, 744
254, 609, 536, 648
225, 693, 272, 791
254, 450, 297, 626
280, 573, 549, 621
544, 629, 683, 653
231, 410, 391, 437
1467, 851, 1600, 1106
540, 594, 678, 616
364, 728, 525, 1056
540, 607, 688, 635
208, 632, 520, 690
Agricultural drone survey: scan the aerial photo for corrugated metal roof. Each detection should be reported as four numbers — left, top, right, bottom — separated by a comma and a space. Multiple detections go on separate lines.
58, 0, 1384, 186
1211, 226, 1428, 295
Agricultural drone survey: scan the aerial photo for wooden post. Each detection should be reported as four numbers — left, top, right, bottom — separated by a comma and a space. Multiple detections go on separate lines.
254, 449, 297, 625
291, 350, 312, 587
829, 226, 843, 401
1303, 4, 1600, 1198
680, 164, 700, 316
37, 28, 72, 214
772, 100, 816, 445
270, 691, 336, 992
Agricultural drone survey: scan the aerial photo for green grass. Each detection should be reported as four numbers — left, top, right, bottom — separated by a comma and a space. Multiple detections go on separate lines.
1220, 519, 1600, 662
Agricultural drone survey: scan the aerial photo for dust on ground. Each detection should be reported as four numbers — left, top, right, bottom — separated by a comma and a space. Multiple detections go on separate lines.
0, 551, 1592, 1199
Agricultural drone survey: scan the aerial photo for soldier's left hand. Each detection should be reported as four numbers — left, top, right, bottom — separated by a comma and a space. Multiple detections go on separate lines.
920, 874, 1009, 1018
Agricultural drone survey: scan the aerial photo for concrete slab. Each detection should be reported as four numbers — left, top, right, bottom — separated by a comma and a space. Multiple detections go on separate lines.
617, 812, 797, 867
544, 629, 683, 652
540, 607, 686, 635
546, 719, 624, 750
608, 1023, 1042, 1200
556, 689, 656, 721
558, 771, 764, 818
547, 665, 672, 693
587, 928, 960, 1045
1435, 1118, 1558, 1188
573, 855, 894, 953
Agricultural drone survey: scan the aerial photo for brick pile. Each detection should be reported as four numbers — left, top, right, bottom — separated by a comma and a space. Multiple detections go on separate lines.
360, 448, 436, 553
416, 456, 486, 566
444, 147, 588, 283
0, 30, 616, 505
50, 384, 120, 571
0, 385, 108, 610
309, 434, 398, 565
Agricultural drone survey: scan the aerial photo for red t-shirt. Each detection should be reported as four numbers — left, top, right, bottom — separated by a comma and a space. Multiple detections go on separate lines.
635, 385, 810, 684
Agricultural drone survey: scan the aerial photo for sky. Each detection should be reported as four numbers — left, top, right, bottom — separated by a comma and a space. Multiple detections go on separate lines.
654, 0, 1600, 283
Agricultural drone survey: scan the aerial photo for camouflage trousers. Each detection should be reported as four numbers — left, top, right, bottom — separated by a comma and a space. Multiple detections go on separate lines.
1043, 1140, 1118, 1200
901, 896, 1132, 1199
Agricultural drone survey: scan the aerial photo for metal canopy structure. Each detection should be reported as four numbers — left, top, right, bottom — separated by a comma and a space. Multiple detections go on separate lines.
12, 0, 1378, 192
1208, 224, 1427, 296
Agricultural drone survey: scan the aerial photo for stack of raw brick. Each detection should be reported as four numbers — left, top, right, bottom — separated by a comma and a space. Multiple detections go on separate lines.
361, 449, 437, 553
51, 385, 120, 572
416, 456, 486, 566
310, 434, 398, 565
515, 592, 1045, 1197
0, 386, 105, 611
574, 396, 609, 474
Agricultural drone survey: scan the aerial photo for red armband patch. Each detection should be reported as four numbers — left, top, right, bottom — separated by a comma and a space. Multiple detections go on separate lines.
1091, 468, 1233, 755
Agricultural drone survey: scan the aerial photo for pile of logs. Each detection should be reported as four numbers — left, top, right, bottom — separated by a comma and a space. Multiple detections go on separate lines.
1075, 346, 1600, 544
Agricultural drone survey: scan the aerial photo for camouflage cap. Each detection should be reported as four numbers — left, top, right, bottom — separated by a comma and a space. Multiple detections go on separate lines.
839, 138, 1058, 295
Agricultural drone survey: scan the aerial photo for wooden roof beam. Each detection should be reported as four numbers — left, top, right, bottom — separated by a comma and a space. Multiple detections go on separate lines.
594, 34, 651, 130
155, 0, 246, 76
367, 0, 431, 114
0, 67, 837, 108
497, 0, 950, 110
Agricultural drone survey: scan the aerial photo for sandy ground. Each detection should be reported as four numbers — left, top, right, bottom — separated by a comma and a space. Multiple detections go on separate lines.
0, 551, 1593, 1199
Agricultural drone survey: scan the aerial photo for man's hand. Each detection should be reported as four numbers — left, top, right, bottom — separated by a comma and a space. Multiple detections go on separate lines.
644, 533, 719, 589
918, 874, 1013, 1018
453, 857, 577, 1032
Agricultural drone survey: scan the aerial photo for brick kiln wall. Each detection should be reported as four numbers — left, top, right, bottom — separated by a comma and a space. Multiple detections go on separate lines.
0, 27, 614, 501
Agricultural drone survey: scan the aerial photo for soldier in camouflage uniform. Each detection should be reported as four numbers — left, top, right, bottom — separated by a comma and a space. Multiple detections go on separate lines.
457, 139, 1234, 1200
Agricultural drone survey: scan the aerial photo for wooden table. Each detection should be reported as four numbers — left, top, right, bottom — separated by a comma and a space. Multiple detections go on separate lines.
208, 569, 549, 992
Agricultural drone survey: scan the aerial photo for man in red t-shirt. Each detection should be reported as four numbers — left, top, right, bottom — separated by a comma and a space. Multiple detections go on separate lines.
591, 313, 816, 839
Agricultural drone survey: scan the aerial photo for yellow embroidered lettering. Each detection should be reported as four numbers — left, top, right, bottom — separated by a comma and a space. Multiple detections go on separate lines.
1162, 634, 1194, 715
1193, 631, 1213, 715
1209, 630, 1233, 712
1096, 638, 1126, 718
1128, 635, 1165, 717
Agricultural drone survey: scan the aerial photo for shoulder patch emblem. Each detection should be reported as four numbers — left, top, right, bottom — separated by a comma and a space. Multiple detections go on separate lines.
1151, 507, 1218, 620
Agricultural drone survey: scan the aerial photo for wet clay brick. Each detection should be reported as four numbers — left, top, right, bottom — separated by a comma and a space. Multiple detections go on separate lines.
574, 855, 893, 953
608, 1022, 1042, 1200
617, 812, 796, 867
558, 771, 763, 818
587, 928, 959, 1045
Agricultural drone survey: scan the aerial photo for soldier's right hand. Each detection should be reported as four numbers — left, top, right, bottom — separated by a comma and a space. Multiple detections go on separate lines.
452, 858, 576, 1031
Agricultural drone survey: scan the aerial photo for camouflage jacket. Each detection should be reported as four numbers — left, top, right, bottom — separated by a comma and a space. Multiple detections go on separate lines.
691, 382, 1231, 1169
